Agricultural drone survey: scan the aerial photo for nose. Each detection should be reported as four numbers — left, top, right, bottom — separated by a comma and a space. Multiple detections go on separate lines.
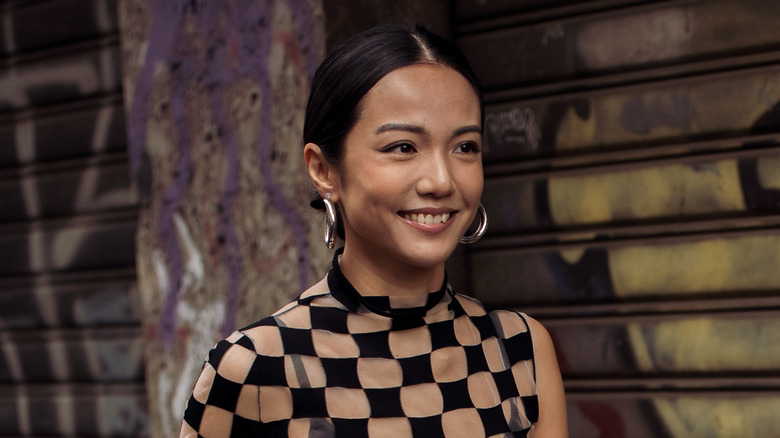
416, 152, 454, 197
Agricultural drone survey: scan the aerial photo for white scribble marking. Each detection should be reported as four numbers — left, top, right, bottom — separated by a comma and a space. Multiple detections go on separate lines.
56, 394, 76, 436
17, 386, 31, 435
174, 212, 205, 293
92, 104, 114, 152
164, 299, 226, 432
2, 7, 15, 53
542, 23, 564, 45
1, 332, 24, 380
152, 250, 170, 310
485, 107, 541, 152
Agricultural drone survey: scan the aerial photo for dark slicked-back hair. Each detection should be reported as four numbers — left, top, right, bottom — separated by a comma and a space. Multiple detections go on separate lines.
305, 24, 483, 215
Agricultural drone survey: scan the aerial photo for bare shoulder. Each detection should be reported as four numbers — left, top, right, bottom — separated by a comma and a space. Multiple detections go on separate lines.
522, 315, 556, 359
523, 315, 569, 438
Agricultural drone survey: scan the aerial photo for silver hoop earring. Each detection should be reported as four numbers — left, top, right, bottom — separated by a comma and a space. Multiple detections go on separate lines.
460, 203, 488, 244
323, 197, 337, 249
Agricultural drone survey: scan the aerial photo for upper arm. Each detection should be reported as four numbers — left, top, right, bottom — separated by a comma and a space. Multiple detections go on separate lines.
179, 335, 263, 437
526, 316, 569, 437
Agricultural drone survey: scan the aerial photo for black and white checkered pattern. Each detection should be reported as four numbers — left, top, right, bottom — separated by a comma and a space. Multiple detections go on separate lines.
181, 253, 538, 437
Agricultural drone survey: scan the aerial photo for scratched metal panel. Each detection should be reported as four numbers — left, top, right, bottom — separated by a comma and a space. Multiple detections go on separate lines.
566, 397, 664, 438
0, 279, 138, 329
566, 394, 780, 438
9, 0, 119, 53
0, 162, 136, 222
470, 232, 780, 304
548, 314, 780, 377
483, 153, 780, 233
0, 220, 136, 276
0, 100, 127, 168
0, 19, 7, 59
0, 1, 143, 436
0, 44, 123, 112
0, 389, 148, 436
459, 0, 780, 89
0, 123, 15, 166
0, 329, 143, 383
455, 0, 590, 21
482, 65, 780, 162
456, 1, 780, 436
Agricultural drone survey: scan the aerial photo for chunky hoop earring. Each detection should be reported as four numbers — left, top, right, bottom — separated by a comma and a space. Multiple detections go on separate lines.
323, 196, 337, 249
460, 203, 488, 244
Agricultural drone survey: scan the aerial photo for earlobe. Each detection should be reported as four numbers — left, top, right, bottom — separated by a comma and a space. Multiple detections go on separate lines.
304, 143, 338, 199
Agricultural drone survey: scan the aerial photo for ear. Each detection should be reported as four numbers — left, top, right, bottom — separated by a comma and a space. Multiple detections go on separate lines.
304, 143, 340, 200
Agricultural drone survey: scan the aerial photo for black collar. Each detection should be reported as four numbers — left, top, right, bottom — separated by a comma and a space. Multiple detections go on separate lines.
327, 247, 449, 319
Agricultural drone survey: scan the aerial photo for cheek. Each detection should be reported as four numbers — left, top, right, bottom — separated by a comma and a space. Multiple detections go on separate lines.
344, 164, 405, 197
458, 166, 484, 202
340, 169, 393, 209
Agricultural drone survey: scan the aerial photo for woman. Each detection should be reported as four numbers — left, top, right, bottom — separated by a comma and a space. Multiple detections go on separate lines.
180, 24, 567, 437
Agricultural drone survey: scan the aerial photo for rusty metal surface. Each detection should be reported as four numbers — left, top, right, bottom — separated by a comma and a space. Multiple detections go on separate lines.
0, 0, 148, 435
460, 0, 780, 90
482, 65, 780, 161
456, 0, 780, 435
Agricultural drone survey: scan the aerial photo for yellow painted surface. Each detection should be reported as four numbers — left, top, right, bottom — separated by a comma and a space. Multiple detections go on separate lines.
577, 8, 690, 70
758, 154, 780, 190
551, 71, 780, 151
653, 318, 780, 371
626, 323, 654, 373
551, 104, 597, 151
628, 316, 780, 373
609, 235, 780, 296
654, 397, 780, 438
558, 247, 588, 264
549, 160, 746, 226
629, 317, 780, 435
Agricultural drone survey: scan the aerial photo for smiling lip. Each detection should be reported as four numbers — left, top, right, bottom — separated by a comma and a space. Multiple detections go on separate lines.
398, 208, 457, 230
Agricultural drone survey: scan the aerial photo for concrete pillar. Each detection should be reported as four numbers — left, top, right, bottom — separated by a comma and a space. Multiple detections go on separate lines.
117, 0, 327, 435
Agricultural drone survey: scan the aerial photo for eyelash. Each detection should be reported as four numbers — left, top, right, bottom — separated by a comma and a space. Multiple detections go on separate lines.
458, 141, 480, 154
384, 142, 416, 153
382, 141, 481, 154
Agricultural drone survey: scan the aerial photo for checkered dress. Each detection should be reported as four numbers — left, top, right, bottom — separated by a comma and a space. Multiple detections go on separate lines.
180, 252, 539, 437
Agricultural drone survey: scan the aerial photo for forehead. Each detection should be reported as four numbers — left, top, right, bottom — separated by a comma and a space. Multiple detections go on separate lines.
357, 64, 481, 126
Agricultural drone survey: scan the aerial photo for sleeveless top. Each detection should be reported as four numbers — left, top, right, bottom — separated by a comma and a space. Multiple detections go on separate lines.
180, 251, 538, 437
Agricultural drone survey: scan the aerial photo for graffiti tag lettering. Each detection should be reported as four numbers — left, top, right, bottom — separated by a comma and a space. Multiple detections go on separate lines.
485, 107, 541, 153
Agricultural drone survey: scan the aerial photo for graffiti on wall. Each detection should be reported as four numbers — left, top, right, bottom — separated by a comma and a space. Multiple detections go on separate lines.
476, 77, 780, 438
0, 0, 149, 435
118, 0, 327, 435
459, 0, 780, 436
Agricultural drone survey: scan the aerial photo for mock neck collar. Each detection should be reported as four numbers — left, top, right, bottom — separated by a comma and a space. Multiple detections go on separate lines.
327, 247, 450, 319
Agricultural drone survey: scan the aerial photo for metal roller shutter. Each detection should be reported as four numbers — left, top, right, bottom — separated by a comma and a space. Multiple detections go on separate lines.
0, 0, 147, 436
455, 1, 780, 436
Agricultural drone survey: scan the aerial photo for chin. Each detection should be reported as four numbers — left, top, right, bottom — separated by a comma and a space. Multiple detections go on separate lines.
401, 244, 458, 269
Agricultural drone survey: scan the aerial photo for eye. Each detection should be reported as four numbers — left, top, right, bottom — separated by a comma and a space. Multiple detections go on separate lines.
457, 141, 480, 154
385, 142, 416, 154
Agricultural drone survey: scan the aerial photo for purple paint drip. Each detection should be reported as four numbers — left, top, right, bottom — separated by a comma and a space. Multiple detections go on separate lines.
287, 0, 321, 82
178, 1, 244, 337
129, 0, 322, 344
287, 0, 324, 288
158, 89, 193, 348
127, 2, 182, 178
193, 0, 318, 334
258, 0, 312, 294
205, 52, 243, 337
233, 0, 316, 298
127, 1, 190, 350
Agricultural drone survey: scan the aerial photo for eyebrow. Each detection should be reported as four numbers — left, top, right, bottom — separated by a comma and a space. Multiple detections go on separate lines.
375, 123, 428, 135
375, 123, 482, 136
454, 125, 482, 136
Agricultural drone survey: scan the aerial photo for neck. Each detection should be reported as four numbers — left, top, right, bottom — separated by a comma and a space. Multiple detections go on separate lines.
338, 245, 446, 297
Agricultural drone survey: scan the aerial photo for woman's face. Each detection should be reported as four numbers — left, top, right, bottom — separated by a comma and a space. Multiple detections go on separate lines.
332, 63, 483, 271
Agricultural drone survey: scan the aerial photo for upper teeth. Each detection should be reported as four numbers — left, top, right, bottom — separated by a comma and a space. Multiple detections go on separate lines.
404, 212, 451, 225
